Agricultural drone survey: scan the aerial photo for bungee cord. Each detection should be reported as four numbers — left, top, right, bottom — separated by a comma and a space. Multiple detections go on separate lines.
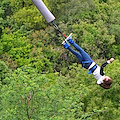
51, 21, 67, 39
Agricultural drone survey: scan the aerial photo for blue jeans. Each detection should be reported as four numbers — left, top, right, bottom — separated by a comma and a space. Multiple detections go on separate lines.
67, 42, 93, 69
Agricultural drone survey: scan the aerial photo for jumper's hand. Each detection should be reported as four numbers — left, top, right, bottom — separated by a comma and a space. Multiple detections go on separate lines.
109, 58, 114, 63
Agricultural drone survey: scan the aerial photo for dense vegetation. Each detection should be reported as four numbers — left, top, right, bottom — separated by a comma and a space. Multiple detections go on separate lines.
0, 0, 120, 119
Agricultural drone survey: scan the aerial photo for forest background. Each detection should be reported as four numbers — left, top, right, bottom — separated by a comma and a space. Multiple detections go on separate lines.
0, 0, 120, 119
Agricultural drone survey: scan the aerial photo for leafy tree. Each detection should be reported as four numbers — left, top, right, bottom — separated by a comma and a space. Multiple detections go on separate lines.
0, 28, 54, 73
0, 65, 87, 119
10, 0, 32, 13
12, 6, 46, 29
0, 61, 10, 84
0, 0, 11, 35
0, 28, 32, 67
28, 29, 63, 72
0, 0, 11, 18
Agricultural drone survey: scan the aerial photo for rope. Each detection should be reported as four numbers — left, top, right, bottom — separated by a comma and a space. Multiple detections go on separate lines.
51, 21, 67, 38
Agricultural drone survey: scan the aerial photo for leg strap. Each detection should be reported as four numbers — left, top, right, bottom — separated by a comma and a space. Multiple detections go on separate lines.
63, 43, 70, 49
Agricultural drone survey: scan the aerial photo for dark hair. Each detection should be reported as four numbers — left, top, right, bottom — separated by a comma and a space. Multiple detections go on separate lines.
100, 78, 113, 89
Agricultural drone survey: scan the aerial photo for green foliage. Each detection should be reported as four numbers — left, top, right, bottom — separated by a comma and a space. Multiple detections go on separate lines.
0, 28, 32, 67
10, 0, 32, 13
0, 0, 11, 31
0, 0, 11, 18
0, 0, 120, 119
28, 29, 62, 72
12, 6, 46, 29
0, 28, 55, 73
1, 28, 29, 53
0, 66, 87, 119
0, 61, 10, 84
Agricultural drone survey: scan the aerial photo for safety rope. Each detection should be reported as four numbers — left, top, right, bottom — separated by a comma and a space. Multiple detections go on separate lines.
51, 21, 67, 38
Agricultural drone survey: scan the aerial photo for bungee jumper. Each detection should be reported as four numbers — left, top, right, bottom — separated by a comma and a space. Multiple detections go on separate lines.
31, 0, 114, 89
62, 33, 114, 89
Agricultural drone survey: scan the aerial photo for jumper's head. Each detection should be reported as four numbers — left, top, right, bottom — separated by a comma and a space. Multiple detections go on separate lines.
100, 76, 113, 89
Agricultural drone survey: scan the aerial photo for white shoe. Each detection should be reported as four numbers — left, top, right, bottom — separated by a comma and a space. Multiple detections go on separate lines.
62, 41, 66, 45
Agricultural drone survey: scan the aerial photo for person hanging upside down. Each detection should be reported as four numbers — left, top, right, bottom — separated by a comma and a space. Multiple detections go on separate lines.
62, 33, 114, 89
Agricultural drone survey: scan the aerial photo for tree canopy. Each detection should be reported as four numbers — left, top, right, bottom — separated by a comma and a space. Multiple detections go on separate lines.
0, 0, 120, 119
